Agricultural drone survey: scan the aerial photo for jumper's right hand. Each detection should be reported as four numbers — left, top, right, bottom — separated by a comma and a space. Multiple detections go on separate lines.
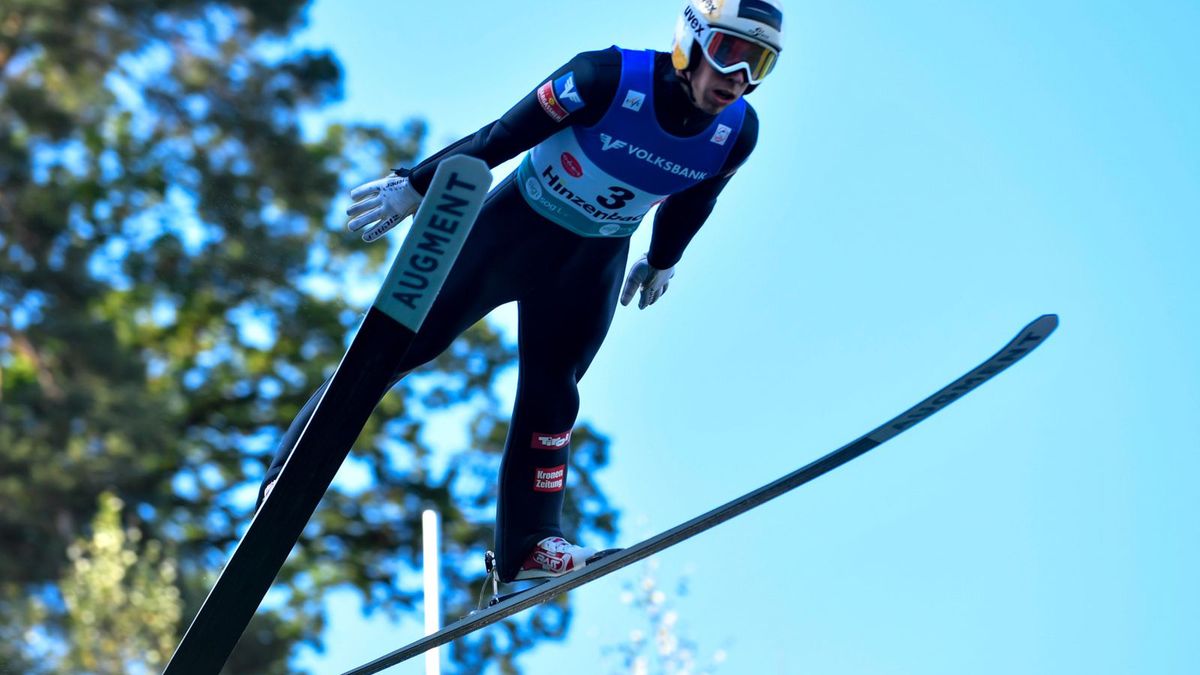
346, 171, 424, 243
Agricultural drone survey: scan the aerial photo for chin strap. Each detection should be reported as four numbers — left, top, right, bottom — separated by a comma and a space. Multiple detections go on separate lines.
675, 67, 702, 108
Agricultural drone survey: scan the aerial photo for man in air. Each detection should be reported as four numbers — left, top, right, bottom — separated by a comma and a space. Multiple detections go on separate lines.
260, 0, 785, 585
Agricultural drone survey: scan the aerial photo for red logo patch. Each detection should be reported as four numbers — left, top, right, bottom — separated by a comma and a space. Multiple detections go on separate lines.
532, 430, 572, 450
537, 82, 569, 122
533, 465, 566, 493
560, 152, 583, 178
533, 550, 568, 572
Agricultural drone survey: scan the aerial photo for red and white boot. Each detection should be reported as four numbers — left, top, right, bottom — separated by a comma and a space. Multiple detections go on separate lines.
513, 536, 597, 580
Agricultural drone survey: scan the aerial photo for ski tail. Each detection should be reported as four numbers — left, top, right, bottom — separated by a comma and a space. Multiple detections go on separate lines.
163, 156, 493, 675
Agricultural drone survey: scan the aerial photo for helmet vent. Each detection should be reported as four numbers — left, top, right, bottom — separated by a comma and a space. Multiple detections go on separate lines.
737, 0, 783, 31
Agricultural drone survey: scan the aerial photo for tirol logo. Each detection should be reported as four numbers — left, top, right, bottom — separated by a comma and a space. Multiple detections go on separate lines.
532, 430, 571, 450
711, 124, 732, 145
524, 176, 543, 201
560, 152, 583, 178
533, 465, 566, 493
622, 89, 645, 112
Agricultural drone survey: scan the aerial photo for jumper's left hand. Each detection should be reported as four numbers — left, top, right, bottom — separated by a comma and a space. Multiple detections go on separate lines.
620, 254, 675, 310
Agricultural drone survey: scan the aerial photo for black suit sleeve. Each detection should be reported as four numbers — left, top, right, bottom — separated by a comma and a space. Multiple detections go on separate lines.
646, 105, 759, 270
408, 48, 622, 194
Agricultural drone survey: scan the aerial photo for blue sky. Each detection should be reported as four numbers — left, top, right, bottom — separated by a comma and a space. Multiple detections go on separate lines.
285, 1, 1199, 673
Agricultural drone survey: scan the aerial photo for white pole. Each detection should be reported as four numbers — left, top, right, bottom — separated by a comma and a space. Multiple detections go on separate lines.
422, 509, 442, 675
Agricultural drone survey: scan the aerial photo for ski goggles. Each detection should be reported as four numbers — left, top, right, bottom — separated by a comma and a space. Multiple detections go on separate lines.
700, 29, 779, 84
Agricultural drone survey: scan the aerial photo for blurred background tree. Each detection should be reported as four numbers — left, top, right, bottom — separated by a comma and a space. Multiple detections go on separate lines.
55, 492, 180, 675
0, 1, 618, 672
602, 561, 729, 675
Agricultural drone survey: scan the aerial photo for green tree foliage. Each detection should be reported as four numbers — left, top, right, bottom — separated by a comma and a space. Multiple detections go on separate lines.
57, 492, 181, 674
0, 1, 618, 672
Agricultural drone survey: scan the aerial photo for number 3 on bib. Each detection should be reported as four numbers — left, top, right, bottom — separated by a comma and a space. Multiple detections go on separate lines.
597, 185, 636, 210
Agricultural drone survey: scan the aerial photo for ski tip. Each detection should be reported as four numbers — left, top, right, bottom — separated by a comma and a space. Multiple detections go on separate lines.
1006, 314, 1058, 355
1030, 313, 1059, 335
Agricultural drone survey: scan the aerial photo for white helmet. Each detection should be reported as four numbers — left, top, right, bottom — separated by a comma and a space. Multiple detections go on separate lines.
672, 0, 784, 85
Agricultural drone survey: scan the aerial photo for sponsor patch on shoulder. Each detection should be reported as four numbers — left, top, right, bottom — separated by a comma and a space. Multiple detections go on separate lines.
533, 465, 566, 492
711, 123, 733, 145
537, 81, 569, 122
552, 72, 585, 113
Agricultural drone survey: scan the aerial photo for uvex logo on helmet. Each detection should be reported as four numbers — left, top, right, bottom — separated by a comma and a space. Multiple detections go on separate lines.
683, 5, 705, 37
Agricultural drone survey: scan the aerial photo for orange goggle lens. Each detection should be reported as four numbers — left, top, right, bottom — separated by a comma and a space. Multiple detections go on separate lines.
702, 30, 779, 84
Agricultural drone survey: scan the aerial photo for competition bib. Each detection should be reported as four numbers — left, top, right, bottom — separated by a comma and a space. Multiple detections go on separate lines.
518, 49, 745, 237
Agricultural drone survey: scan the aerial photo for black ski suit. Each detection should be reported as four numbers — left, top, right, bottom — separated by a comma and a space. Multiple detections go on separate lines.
261, 46, 758, 581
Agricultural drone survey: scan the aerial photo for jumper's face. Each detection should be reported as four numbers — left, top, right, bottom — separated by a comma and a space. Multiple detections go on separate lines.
686, 57, 749, 114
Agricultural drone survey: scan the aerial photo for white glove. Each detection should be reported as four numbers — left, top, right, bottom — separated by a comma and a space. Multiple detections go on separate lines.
620, 254, 675, 310
346, 171, 424, 243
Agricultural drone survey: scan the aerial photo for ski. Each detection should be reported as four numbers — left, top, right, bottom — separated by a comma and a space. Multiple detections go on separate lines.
163, 156, 493, 675
477, 548, 623, 609
343, 314, 1058, 675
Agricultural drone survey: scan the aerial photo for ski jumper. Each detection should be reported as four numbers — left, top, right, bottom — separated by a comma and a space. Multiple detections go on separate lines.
261, 46, 759, 582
